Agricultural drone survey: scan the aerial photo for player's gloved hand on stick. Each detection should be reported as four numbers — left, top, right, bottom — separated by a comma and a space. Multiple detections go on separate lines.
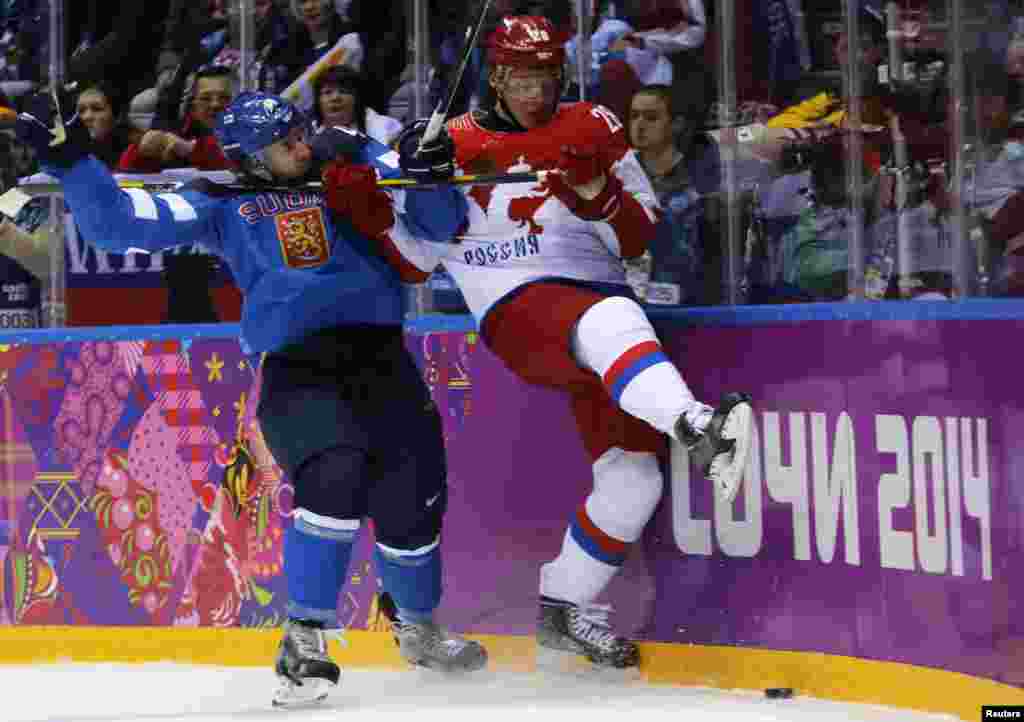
13, 92, 91, 169
321, 161, 395, 237
310, 125, 367, 166
544, 144, 624, 221
397, 119, 456, 181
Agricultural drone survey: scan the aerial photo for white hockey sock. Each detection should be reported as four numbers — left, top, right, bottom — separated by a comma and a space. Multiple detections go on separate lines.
539, 448, 664, 605
540, 528, 619, 606
573, 296, 712, 438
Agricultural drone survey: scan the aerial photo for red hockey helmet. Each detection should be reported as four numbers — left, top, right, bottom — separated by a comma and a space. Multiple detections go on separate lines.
487, 15, 568, 69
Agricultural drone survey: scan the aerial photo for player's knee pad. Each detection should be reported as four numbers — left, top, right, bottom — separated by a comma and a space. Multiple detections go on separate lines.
292, 508, 361, 541
292, 445, 371, 520
375, 537, 440, 565
374, 505, 444, 554
572, 295, 659, 377
585, 447, 663, 543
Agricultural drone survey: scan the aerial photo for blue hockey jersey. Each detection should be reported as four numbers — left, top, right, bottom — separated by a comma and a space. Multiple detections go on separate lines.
47, 140, 465, 352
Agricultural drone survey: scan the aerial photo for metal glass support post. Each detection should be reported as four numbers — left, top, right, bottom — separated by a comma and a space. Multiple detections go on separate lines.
45, 0, 66, 327
946, 0, 969, 297
843, 0, 866, 300
412, 0, 429, 119
717, 0, 742, 304
575, 0, 591, 101
405, 0, 431, 317
237, 0, 257, 91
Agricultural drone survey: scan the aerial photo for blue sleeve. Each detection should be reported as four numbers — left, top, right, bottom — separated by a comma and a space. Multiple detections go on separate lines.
357, 136, 468, 243
49, 157, 223, 254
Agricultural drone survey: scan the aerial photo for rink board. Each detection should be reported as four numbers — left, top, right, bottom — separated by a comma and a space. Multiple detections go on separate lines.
0, 302, 1022, 722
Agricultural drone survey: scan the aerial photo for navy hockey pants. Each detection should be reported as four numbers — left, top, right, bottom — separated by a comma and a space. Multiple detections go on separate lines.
256, 324, 447, 550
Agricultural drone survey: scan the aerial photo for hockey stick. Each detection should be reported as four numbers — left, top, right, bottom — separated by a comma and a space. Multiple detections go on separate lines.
415, 0, 492, 154
6, 170, 542, 208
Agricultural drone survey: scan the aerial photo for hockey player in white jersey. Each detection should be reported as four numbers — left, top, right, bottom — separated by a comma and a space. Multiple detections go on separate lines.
393, 15, 754, 670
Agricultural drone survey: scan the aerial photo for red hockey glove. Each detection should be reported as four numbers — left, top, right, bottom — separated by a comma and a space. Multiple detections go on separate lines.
545, 144, 624, 221
561, 144, 606, 187
322, 161, 395, 237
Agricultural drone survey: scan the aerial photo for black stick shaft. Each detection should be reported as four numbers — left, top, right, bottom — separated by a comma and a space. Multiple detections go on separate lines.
16, 171, 543, 196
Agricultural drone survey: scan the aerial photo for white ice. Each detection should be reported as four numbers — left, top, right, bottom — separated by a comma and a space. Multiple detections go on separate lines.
4, 663, 958, 722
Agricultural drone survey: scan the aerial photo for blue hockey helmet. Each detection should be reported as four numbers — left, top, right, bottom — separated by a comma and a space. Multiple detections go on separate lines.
215, 91, 310, 181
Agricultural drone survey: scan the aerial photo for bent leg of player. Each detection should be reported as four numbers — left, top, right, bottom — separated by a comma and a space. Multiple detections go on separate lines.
482, 283, 667, 672
366, 342, 487, 675
572, 295, 753, 503
257, 361, 376, 707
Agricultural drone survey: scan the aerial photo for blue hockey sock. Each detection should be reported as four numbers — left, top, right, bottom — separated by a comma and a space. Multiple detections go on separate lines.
285, 509, 359, 625
374, 540, 442, 622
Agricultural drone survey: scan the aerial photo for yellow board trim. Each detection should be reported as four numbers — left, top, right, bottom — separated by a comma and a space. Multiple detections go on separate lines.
1, 627, 1021, 721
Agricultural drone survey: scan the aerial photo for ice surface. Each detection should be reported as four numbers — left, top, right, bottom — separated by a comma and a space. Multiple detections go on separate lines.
4, 663, 958, 722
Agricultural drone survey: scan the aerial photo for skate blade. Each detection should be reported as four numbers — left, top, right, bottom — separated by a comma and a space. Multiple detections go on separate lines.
271, 677, 336, 708
534, 644, 641, 682
712, 401, 753, 504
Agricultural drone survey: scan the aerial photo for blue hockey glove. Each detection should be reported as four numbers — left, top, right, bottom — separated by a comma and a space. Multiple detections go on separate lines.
13, 92, 90, 169
396, 119, 456, 181
310, 125, 367, 165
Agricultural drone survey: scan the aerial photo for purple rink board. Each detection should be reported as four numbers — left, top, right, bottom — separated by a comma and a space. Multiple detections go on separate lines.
0, 315, 1018, 690
412, 316, 1022, 689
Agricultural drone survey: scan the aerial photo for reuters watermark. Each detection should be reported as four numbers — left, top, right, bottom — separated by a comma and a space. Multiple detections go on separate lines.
983, 706, 1024, 720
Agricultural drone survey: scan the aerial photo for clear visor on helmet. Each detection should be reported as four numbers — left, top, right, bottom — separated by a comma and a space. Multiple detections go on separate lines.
501, 67, 562, 101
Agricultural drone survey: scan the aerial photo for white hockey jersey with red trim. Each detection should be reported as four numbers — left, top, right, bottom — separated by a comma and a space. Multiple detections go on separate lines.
434, 102, 660, 321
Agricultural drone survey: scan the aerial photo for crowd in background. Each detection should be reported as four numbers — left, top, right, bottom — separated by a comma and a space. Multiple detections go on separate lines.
0, 0, 1023, 323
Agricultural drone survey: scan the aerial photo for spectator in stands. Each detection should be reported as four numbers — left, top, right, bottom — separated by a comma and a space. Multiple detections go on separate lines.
346, 0, 407, 113
630, 84, 717, 200
595, 0, 709, 129
313, 65, 402, 145
632, 83, 807, 196
629, 84, 721, 305
0, 216, 43, 328
766, 1, 888, 131
423, 0, 482, 120
749, 0, 811, 110
119, 65, 237, 172
165, 0, 230, 66
874, 48, 1020, 299
5, 0, 44, 83
254, 0, 292, 70
0, 129, 48, 329
566, 12, 673, 109
131, 0, 230, 131
62, 0, 173, 109
70, 81, 139, 170
260, 0, 356, 95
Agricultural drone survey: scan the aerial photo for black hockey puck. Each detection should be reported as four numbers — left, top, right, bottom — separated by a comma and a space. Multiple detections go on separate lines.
765, 687, 794, 699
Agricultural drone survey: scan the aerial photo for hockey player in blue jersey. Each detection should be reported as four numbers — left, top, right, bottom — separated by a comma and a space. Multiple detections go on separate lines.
14, 91, 487, 705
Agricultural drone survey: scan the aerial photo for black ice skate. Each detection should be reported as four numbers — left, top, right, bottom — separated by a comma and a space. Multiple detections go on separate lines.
675, 392, 753, 504
537, 596, 640, 670
272, 618, 343, 707
379, 592, 488, 674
